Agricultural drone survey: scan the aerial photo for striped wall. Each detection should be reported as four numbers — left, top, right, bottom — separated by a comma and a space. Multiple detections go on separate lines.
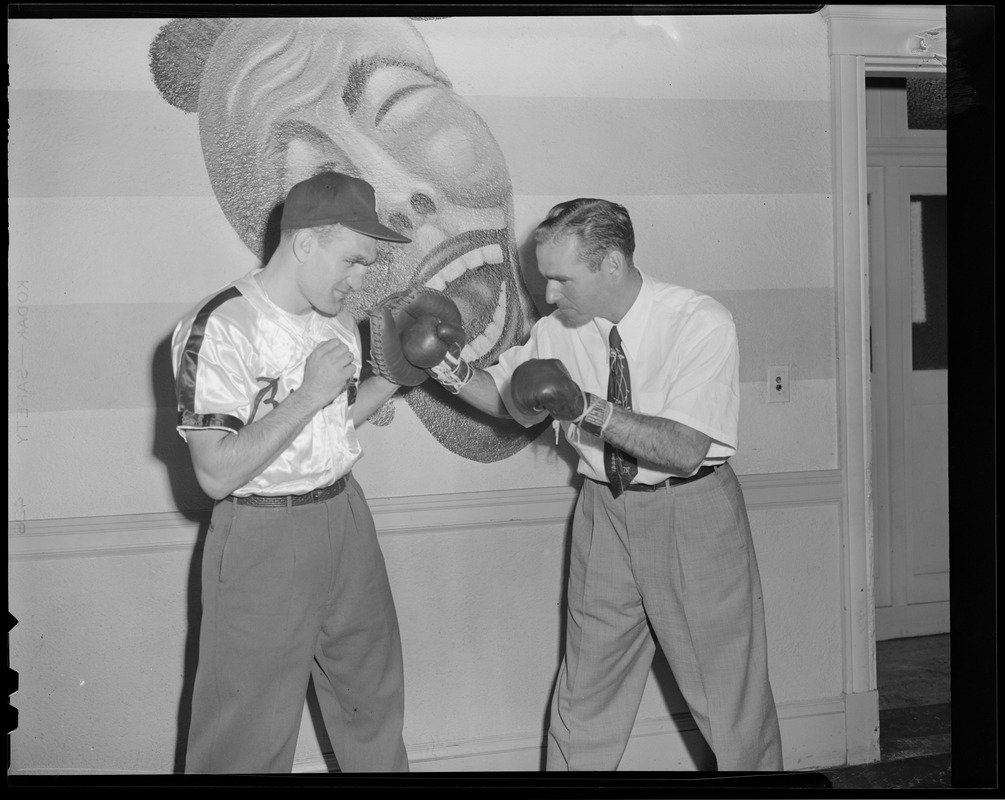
9, 12, 852, 775
8, 14, 836, 518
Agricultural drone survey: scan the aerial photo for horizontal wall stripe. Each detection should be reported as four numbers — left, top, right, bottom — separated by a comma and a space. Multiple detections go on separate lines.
10, 17, 830, 102
9, 18, 172, 92
8, 407, 208, 521
6, 301, 187, 414
418, 15, 830, 102
7, 469, 843, 557
471, 97, 832, 196
513, 194, 836, 293
718, 288, 837, 381
10, 90, 831, 199
355, 379, 839, 508
9, 90, 209, 199
7, 384, 838, 522
6, 289, 834, 414
732, 378, 839, 475
10, 193, 833, 308
9, 197, 261, 307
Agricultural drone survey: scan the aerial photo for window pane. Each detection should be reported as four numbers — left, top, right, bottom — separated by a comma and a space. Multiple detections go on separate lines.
911, 195, 948, 370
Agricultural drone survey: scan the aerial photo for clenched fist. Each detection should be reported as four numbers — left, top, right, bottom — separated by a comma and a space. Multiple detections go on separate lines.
301, 338, 356, 407
510, 359, 587, 421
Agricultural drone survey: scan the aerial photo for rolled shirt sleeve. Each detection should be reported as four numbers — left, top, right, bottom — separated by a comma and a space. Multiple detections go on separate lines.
656, 317, 740, 459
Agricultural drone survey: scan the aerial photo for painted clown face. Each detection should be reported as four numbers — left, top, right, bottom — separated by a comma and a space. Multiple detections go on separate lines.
187, 17, 547, 461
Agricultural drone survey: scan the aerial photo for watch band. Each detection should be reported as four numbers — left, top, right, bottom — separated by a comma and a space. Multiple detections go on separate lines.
578, 393, 613, 437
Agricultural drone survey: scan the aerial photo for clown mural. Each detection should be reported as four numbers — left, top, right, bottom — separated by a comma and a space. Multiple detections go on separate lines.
150, 17, 549, 462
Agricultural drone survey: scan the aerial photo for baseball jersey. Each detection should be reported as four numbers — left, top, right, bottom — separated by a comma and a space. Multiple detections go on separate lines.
485, 270, 740, 484
171, 269, 362, 496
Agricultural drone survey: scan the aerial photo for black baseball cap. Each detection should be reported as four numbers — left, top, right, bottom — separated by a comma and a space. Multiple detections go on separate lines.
280, 171, 411, 243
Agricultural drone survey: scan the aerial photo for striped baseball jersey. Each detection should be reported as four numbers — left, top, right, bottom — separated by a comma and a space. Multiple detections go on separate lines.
171, 270, 362, 496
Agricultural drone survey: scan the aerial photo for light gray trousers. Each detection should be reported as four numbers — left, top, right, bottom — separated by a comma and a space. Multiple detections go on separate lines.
547, 463, 783, 771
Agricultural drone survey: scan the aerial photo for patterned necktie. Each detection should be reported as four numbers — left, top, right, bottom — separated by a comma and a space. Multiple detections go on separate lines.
605, 326, 638, 497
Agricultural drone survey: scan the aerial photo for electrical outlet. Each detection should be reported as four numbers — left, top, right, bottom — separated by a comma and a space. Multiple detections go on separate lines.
768, 365, 790, 403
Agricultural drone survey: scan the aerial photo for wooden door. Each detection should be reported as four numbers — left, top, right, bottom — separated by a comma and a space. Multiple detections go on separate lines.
867, 80, 948, 640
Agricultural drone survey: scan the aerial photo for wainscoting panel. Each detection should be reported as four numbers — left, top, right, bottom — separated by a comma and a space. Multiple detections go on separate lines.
10, 470, 861, 775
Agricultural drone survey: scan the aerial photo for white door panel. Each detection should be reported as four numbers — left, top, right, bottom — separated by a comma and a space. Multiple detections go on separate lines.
868, 83, 948, 640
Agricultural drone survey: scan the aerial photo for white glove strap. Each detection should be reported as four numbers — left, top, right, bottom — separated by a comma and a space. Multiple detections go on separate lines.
429, 349, 473, 394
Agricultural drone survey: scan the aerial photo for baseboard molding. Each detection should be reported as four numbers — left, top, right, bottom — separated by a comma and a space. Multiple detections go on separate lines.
8, 470, 842, 560
290, 694, 859, 773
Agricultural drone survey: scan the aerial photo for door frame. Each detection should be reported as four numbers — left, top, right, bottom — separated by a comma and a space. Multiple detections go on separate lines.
820, 3, 945, 763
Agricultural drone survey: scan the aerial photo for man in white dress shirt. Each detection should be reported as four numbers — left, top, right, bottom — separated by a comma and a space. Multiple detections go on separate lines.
373, 197, 784, 771
172, 172, 412, 773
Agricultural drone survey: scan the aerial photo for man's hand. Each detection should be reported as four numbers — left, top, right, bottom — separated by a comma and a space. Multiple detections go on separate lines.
300, 339, 356, 409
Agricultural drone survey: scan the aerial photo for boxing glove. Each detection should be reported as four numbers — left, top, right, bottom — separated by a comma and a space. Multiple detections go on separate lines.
369, 288, 473, 392
510, 359, 586, 420
401, 315, 466, 368
511, 359, 613, 436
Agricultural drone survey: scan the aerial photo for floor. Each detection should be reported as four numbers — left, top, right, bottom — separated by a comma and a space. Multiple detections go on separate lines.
814, 633, 952, 790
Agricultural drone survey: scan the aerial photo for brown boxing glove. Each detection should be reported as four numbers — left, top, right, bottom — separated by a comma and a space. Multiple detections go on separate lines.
510, 359, 612, 436
369, 288, 473, 393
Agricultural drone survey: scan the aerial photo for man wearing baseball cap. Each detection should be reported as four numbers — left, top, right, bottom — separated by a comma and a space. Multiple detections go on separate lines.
171, 171, 411, 773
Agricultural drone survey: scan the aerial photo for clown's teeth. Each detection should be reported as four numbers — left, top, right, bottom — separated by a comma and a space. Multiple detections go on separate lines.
424, 244, 504, 291
463, 282, 508, 362
482, 243, 504, 264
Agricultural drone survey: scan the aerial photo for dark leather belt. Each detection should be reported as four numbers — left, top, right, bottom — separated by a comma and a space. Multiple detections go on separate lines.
230, 474, 350, 507
596, 464, 718, 493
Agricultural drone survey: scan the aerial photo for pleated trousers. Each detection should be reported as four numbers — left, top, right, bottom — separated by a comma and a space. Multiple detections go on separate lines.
546, 462, 783, 771
184, 476, 408, 773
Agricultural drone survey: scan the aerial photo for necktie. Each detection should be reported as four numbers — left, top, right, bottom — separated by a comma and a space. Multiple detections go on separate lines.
605, 326, 638, 497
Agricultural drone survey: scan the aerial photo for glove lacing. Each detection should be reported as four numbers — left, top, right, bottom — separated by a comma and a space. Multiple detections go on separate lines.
429, 347, 473, 394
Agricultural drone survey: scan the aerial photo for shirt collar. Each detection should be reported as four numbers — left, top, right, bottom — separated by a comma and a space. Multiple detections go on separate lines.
595, 270, 652, 359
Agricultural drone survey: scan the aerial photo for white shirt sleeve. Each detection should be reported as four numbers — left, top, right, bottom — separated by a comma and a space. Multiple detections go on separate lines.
173, 314, 259, 441
660, 319, 740, 456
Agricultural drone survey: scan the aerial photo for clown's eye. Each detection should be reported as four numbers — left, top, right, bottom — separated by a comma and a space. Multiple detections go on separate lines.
368, 65, 442, 128
344, 56, 449, 130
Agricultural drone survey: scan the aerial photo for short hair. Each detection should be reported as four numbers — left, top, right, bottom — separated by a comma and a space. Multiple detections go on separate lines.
280, 222, 344, 244
533, 198, 635, 271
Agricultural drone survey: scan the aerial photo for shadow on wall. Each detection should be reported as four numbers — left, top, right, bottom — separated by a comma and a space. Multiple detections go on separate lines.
151, 335, 213, 518
518, 233, 555, 320
173, 530, 206, 772
150, 336, 210, 772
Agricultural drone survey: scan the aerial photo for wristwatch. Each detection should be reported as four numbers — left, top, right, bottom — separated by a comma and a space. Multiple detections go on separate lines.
579, 393, 612, 438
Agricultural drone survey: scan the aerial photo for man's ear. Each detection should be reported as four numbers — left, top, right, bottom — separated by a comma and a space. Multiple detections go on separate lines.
290, 228, 316, 262
603, 249, 626, 277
